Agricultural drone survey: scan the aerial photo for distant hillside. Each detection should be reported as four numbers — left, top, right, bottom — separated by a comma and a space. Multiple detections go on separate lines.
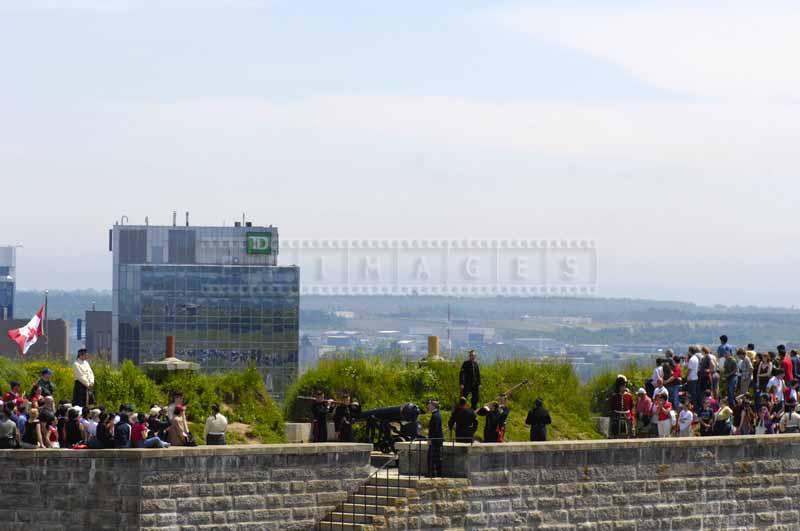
15, 290, 111, 322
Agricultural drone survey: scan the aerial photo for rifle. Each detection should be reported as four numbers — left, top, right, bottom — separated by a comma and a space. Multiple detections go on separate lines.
490, 379, 530, 403
296, 395, 351, 406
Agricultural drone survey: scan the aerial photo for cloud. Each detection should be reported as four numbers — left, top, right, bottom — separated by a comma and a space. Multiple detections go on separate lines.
116, 94, 800, 168
492, 1, 800, 101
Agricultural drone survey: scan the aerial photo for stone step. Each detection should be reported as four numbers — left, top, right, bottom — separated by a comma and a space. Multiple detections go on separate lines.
357, 485, 416, 498
370, 452, 397, 468
366, 476, 418, 489
347, 494, 402, 507
323, 512, 384, 525
316, 521, 376, 531
340, 502, 397, 516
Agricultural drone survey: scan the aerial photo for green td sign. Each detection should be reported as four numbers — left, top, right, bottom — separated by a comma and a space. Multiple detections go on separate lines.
246, 232, 272, 254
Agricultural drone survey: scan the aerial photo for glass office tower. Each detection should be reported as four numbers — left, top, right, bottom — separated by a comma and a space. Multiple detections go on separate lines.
111, 222, 299, 397
0, 246, 16, 320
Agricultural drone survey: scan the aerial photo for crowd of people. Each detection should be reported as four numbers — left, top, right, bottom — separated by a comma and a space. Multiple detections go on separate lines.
610, 335, 800, 438
0, 350, 229, 449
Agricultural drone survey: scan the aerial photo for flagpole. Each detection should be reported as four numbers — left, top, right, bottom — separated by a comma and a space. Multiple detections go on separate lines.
44, 290, 49, 357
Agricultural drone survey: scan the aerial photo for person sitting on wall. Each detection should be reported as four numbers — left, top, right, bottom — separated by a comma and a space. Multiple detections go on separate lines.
525, 398, 552, 442
448, 397, 478, 444
167, 405, 191, 446
72, 349, 95, 408
310, 390, 334, 443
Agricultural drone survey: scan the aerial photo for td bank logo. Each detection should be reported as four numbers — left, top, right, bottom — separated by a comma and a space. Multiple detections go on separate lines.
246, 233, 272, 254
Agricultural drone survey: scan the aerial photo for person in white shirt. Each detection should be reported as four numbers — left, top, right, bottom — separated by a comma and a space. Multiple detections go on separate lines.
72, 349, 95, 408
203, 404, 228, 445
678, 401, 695, 437
780, 402, 800, 433
652, 378, 667, 401
652, 361, 664, 388
767, 370, 785, 404
687, 346, 702, 410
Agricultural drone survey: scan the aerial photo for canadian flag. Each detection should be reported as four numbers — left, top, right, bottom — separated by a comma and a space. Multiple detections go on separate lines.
7, 306, 44, 355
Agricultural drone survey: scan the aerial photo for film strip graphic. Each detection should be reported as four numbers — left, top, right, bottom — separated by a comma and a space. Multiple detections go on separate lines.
279, 239, 598, 296
278, 238, 600, 297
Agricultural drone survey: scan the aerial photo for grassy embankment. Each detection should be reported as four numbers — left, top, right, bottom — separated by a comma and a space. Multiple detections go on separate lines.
285, 357, 602, 441
0, 357, 284, 444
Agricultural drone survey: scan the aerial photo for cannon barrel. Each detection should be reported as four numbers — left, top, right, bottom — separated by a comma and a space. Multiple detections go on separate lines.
360, 403, 420, 423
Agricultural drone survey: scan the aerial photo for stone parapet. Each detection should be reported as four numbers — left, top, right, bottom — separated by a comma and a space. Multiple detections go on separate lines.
0, 443, 372, 531
394, 435, 800, 529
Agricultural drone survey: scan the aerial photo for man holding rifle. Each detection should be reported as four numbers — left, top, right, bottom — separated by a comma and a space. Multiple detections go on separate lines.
310, 390, 334, 443
477, 395, 510, 443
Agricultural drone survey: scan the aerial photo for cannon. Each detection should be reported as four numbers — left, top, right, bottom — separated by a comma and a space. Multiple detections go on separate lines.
359, 403, 422, 454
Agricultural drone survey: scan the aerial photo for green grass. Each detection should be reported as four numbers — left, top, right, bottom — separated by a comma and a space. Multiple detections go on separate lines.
0, 357, 284, 443
285, 356, 603, 441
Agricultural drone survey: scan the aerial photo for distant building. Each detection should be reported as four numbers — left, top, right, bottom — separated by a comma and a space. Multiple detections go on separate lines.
110, 220, 299, 397
85, 310, 112, 360
0, 318, 69, 359
0, 247, 16, 320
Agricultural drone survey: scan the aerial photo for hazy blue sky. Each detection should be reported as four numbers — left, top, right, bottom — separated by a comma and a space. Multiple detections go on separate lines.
2, 1, 799, 306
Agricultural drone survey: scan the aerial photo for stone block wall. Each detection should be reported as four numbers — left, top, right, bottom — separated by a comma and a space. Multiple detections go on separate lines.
395, 435, 800, 530
0, 443, 372, 531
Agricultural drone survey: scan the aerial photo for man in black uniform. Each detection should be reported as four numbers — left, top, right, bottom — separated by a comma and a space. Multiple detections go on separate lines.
333, 393, 361, 442
459, 350, 481, 410
310, 390, 333, 443
426, 399, 443, 477
448, 397, 478, 443
525, 398, 552, 442
477, 395, 510, 443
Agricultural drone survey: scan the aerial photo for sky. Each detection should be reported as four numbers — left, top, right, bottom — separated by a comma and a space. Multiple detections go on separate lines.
2, 1, 800, 307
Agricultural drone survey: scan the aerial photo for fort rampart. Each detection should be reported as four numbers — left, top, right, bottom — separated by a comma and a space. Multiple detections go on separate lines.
0, 443, 372, 531
394, 435, 800, 530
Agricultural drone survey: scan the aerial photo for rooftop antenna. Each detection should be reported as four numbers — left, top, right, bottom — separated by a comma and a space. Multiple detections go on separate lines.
185, 211, 189, 227
242, 212, 246, 225
172, 211, 177, 227
145, 216, 149, 226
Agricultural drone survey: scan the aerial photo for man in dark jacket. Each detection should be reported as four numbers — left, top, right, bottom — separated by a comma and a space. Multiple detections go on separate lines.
459, 350, 481, 410
427, 400, 443, 477
525, 398, 552, 442
310, 390, 333, 443
333, 394, 361, 443
114, 410, 132, 448
448, 397, 478, 443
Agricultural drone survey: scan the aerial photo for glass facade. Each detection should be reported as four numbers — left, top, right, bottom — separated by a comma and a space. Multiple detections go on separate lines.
111, 225, 297, 398
0, 247, 15, 320
117, 264, 299, 397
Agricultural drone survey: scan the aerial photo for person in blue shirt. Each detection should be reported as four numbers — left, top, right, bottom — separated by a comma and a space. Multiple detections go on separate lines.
717, 335, 734, 358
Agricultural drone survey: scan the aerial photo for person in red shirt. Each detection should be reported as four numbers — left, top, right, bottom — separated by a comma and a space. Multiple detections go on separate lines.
2, 381, 22, 404
655, 392, 673, 438
779, 345, 794, 385
131, 413, 149, 448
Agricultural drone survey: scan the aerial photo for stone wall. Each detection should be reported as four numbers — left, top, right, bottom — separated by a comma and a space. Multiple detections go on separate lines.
394, 435, 800, 530
0, 443, 372, 531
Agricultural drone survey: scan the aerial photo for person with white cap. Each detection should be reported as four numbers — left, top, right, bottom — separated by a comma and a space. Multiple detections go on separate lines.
635, 388, 652, 438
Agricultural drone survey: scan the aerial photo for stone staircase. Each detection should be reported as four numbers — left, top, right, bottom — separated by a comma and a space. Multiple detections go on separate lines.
316, 476, 419, 530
